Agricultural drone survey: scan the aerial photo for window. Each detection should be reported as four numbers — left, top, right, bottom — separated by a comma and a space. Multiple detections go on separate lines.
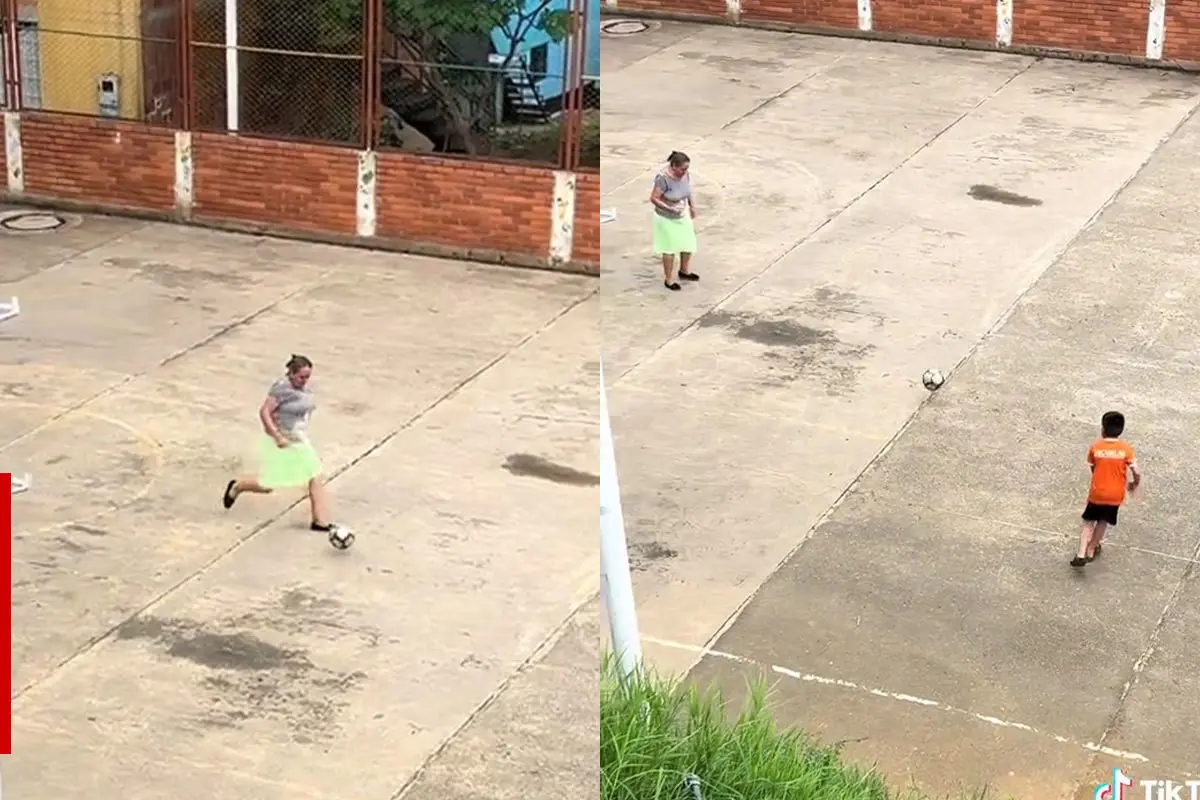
528, 43, 548, 79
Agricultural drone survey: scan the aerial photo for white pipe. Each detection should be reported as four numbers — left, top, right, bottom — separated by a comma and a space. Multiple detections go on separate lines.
224, 0, 239, 131
599, 362, 642, 680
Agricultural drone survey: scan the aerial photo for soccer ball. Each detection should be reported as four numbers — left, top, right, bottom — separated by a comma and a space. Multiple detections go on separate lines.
922, 369, 946, 391
328, 525, 355, 550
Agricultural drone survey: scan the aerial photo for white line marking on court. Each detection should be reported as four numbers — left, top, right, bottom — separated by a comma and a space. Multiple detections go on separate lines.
933, 507, 1200, 565
644, 636, 1151, 764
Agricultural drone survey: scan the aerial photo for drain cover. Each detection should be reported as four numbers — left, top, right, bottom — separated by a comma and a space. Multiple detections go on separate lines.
601, 19, 649, 35
0, 209, 68, 233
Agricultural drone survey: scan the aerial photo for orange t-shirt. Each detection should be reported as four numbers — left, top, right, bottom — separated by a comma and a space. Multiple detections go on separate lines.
1087, 438, 1135, 505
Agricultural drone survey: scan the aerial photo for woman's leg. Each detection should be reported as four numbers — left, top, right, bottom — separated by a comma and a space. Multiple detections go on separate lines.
224, 476, 270, 510
308, 476, 331, 528
679, 252, 698, 280
662, 255, 681, 291
234, 476, 272, 494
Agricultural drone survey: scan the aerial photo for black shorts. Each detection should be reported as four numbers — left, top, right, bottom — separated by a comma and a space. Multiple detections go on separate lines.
1082, 502, 1119, 526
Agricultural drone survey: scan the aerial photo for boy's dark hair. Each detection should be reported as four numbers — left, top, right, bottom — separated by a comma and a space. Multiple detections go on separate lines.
1101, 410, 1125, 438
667, 150, 690, 168
286, 354, 313, 374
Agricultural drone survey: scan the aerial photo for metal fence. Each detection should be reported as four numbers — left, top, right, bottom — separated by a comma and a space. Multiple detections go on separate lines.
0, 0, 597, 168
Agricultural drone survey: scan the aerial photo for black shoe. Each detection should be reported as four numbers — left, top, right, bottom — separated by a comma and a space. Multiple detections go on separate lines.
678, 270, 700, 281
1070, 556, 1088, 568
664, 281, 681, 291
222, 480, 238, 510
311, 521, 333, 532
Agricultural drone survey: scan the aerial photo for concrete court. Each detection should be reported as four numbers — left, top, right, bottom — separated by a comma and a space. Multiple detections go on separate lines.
601, 20, 1200, 798
0, 211, 599, 800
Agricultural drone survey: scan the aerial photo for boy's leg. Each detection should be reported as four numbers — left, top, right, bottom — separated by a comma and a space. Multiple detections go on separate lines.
1073, 521, 1096, 566
1089, 522, 1104, 561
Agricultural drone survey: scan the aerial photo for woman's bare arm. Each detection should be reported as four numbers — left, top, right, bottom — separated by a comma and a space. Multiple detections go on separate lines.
259, 396, 285, 443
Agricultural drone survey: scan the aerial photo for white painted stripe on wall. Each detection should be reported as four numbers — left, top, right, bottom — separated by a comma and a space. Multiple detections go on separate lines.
996, 0, 1013, 46
3, 112, 23, 194
857, 0, 872, 32
356, 150, 377, 238
1147, 0, 1167, 59
726, 0, 741, 22
550, 170, 576, 264
173, 131, 193, 217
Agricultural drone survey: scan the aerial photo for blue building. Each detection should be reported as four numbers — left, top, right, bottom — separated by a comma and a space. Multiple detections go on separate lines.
490, 0, 600, 119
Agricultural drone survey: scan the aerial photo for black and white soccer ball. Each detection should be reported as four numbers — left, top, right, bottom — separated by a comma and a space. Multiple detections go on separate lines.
921, 368, 946, 391
328, 524, 355, 550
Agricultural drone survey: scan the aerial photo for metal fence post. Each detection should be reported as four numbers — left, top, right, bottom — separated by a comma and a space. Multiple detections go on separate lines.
360, 0, 380, 150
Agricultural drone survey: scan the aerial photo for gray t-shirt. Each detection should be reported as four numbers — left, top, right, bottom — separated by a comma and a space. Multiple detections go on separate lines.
653, 170, 691, 219
269, 377, 314, 439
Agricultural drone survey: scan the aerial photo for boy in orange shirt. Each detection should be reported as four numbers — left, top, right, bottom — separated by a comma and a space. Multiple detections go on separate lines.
1072, 411, 1140, 568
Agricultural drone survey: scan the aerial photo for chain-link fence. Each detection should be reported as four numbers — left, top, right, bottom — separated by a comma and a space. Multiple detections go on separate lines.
0, 2, 181, 122
190, 0, 364, 143
0, 0, 598, 166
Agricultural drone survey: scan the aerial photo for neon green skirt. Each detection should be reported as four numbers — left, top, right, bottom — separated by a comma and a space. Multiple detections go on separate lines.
258, 434, 323, 489
653, 214, 697, 256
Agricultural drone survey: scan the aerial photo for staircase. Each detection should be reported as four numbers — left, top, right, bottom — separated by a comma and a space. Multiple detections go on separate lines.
503, 69, 551, 125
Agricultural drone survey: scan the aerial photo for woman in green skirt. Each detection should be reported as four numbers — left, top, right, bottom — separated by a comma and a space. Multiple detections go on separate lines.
651, 150, 699, 291
222, 354, 338, 532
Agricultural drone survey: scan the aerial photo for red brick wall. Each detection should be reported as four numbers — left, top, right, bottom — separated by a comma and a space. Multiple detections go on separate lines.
374, 152, 554, 260
617, 0, 1200, 63
1012, 0, 1145, 54
0, 113, 598, 272
193, 133, 358, 237
574, 171, 600, 265
1165, 0, 1200, 61
869, 0, 992, 41
743, 0, 857, 31
21, 115, 175, 212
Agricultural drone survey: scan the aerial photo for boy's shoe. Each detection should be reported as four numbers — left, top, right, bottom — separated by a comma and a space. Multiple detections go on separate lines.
1070, 556, 1088, 568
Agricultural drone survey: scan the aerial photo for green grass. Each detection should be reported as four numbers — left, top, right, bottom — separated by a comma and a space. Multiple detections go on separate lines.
600, 655, 1003, 800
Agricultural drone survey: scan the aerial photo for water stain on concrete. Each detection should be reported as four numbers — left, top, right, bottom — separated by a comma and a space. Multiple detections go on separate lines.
103, 257, 251, 290
699, 305, 875, 393
169, 631, 307, 671
630, 541, 678, 572
279, 588, 342, 617
117, 615, 306, 671
968, 184, 1043, 207
503, 453, 599, 486
117, 613, 366, 740
677, 52, 784, 72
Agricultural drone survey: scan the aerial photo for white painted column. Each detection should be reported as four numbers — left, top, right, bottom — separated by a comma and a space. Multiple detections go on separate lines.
1147, 0, 1166, 59
726, 0, 741, 23
224, 0, 240, 131
173, 131, 194, 218
600, 362, 643, 680
3, 112, 23, 195
996, 0, 1013, 47
550, 170, 576, 265
857, 0, 872, 32
356, 150, 377, 238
